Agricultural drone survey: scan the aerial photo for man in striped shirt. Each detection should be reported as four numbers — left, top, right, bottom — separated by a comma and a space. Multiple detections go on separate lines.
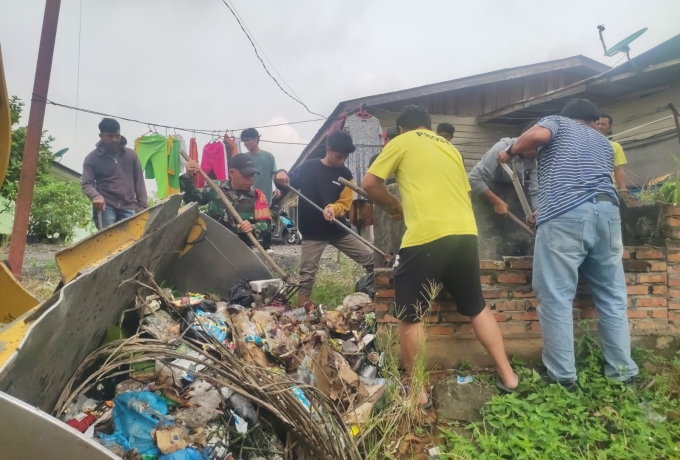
498, 99, 638, 390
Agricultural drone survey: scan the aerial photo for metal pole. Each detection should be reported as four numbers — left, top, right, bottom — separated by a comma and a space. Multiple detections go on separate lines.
337, 177, 401, 217
669, 103, 680, 147
283, 184, 387, 257
7, 0, 62, 278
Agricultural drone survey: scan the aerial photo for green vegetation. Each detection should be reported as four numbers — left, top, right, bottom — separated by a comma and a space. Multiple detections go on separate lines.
309, 253, 364, 307
1, 96, 92, 241
440, 325, 680, 459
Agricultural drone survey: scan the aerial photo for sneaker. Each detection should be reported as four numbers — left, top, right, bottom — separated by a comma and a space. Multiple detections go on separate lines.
621, 376, 638, 387
265, 248, 274, 254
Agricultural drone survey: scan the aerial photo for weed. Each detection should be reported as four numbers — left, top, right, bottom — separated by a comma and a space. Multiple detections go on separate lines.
309, 253, 364, 307
439, 327, 680, 459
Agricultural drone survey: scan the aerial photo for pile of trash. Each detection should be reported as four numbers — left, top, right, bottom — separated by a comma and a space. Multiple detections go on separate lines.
53, 268, 384, 460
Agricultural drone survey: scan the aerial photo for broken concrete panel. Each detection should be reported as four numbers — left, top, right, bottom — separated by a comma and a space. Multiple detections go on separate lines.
433, 379, 496, 423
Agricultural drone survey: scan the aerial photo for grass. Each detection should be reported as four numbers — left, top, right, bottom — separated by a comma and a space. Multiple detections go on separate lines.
309, 252, 365, 307
438, 324, 680, 459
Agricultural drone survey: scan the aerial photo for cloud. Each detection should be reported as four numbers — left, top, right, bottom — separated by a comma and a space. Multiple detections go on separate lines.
256, 117, 310, 171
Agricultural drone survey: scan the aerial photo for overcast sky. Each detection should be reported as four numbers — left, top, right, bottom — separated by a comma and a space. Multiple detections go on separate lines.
1, 0, 679, 193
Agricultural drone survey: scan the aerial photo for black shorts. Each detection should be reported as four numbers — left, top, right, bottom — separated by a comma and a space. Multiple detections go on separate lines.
394, 235, 485, 323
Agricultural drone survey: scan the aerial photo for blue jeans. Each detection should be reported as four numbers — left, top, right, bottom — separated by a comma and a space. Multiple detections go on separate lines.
93, 206, 135, 230
533, 199, 639, 382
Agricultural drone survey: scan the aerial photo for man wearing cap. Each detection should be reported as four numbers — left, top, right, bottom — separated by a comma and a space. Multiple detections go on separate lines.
181, 153, 271, 246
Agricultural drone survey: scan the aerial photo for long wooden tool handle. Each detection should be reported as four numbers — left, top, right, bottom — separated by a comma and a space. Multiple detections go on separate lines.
283, 184, 387, 257
337, 177, 401, 217
507, 210, 535, 238
179, 151, 292, 283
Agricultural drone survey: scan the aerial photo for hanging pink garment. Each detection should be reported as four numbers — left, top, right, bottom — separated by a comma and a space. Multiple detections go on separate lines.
196, 141, 227, 188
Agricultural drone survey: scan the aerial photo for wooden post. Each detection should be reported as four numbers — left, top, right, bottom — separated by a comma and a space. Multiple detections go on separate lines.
7, 0, 62, 278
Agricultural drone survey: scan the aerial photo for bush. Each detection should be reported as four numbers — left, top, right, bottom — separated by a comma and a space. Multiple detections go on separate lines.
26, 176, 92, 242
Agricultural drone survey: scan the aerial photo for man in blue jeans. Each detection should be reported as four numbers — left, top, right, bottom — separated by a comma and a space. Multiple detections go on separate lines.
81, 118, 147, 229
498, 99, 638, 388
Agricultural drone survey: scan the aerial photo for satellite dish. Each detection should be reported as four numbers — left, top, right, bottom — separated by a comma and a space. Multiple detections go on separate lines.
53, 147, 69, 162
597, 25, 648, 65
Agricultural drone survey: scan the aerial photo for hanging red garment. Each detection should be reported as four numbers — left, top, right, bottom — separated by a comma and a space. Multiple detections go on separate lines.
196, 141, 227, 188
189, 137, 200, 188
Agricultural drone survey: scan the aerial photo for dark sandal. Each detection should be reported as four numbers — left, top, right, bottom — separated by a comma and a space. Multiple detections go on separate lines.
496, 372, 520, 394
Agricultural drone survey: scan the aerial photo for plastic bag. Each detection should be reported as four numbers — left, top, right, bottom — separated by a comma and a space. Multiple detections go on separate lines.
182, 309, 230, 343
159, 447, 208, 460
175, 380, 221, 428
99, 391, 168, 457
354, 272, 375, 299
228, 280, 254, 307
227, 392, 257, 424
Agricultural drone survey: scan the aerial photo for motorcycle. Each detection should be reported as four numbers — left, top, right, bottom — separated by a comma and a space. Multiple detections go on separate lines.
270, 208, 302, 245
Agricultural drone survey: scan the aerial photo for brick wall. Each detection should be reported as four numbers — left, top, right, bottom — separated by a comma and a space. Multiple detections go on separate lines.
375, 204, 680, 341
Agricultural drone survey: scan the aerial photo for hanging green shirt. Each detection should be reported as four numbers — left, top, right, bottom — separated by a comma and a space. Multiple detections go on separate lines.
247, 150, 277, 204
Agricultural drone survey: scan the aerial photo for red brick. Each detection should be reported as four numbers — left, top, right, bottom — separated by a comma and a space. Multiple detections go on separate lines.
375, 303, 390, 312
499, 322, 529, 334
457, 324, 475, 335
669, 299, 680, 310
652, 310, 668, 319
482, 289, 508, 299
573, 299, 595, 309
493, 313, 508, 322
580, 309, 598, 319
432, 301, 457, 312
651, 262, 668, 272
627, 310, 649, 318
670, 312, 680, 323
424, 316, 440, 323
375, 276, 391, 287
428, 326, 455, 335
480, 260, 505, 270
667, 264, 680, 274
669, 275, 680, 287
512, 312, 538, 321
622, 249, 631, 260
653, 285, 668, 295
530, 299, 540, 308
378, 314, 399, 323
530, 322, 542, 332
627, 285, 650, 295
638, 274, 667, 283
494, 300, 527, 312
666, 216, 680, 227
507, 258, 533, 270
512, 290, 535, 298
635, 297, 668, 308
663, 228, 680, 239
497, 273, 528, 284
668, 253, 680, 262
442, 313, 470, 323
479, 275, 493, 284
635, 249, 664, 260
377, 289, 395, 298
623, 260, 650, 272
665, 204, 680, 216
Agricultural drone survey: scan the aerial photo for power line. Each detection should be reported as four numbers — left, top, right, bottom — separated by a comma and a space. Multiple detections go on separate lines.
226, 0, 302, 102
219, 0, 326, 119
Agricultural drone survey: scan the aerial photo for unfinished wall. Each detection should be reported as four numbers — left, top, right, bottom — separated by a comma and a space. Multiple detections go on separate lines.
374, 204, 680, 368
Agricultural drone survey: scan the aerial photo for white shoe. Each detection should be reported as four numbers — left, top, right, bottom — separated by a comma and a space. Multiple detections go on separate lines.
265, 248, 274, 254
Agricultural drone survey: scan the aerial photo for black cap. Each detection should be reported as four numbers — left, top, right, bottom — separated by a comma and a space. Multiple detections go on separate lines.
229, 153, 259, 176
386, 126, 399, 138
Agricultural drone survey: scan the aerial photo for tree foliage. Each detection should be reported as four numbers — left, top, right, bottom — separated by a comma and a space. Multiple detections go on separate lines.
2, 96, 92, 241
2, 96, 55, 203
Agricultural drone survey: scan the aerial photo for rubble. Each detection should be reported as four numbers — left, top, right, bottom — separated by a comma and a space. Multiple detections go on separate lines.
52, 267, 384, 460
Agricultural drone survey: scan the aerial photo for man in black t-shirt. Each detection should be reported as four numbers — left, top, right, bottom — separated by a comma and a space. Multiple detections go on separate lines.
276, 131, 374, 306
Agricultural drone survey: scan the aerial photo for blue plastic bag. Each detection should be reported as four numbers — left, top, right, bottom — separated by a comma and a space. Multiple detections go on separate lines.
159, 447, 208, 460
99, 391, 168, 456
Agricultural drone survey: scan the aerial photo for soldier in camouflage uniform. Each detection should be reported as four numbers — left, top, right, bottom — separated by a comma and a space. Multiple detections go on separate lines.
181, 153, 271, 247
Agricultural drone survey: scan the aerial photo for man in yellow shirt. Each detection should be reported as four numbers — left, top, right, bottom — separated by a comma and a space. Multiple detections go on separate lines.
596, 114, 627, 190
362, 105, 518, 404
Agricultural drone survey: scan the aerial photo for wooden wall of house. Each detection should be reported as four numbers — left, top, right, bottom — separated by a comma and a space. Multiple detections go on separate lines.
372, 112, 521, 171
600, 83, 680, 143
379, 70, 585, 118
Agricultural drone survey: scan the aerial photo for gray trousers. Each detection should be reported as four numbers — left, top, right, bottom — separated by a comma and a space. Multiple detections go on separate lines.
299, 234, 374, 297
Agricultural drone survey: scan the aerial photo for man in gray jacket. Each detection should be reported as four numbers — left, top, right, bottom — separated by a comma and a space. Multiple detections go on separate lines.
468, 137, 538, 217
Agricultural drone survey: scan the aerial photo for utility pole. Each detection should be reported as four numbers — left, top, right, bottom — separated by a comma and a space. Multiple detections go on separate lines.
7, 0, 62, 278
